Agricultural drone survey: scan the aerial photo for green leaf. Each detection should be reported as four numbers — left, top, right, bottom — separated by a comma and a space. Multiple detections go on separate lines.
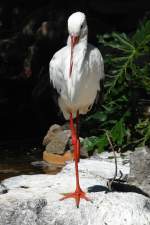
112, 32, 134, 50
97, 134, 108, 152
86, 18, 150, 151
111, 119, 126, 145
87, 111, 107, 122
132, 20, 150, 45
83, 136, 99, 152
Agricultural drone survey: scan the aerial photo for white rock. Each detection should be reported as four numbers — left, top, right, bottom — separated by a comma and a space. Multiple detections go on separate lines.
63, 158, 129, 179
0, 158, 150, 225
92, 151, 131, 166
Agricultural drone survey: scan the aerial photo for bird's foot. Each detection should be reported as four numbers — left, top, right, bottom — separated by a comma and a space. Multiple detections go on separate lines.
60, 189, 91, 208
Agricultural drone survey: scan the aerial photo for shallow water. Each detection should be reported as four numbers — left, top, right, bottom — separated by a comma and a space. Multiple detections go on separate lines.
0, 139, 62, 181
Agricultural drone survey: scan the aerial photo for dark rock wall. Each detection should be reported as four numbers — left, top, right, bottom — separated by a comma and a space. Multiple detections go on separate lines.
0, 0, 150, 139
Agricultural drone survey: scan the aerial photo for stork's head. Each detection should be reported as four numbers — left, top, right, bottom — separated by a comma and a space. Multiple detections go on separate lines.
68, 12, 87, 76
68, 12, 87, 41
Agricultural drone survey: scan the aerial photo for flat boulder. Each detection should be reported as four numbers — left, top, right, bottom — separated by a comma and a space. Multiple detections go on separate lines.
0, 158, 150, 225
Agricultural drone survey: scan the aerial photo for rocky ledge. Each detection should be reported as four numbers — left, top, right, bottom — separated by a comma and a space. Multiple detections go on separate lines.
0, 153, 150, 225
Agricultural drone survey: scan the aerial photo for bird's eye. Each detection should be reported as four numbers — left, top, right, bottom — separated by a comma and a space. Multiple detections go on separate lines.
81, 24, 83, 29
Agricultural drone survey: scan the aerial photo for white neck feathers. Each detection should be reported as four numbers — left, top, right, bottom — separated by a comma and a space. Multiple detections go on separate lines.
66, 36, 87, 102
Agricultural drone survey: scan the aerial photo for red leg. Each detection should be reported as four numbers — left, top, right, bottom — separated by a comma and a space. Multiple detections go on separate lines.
76, 110, 80, 161
60, 111, 91, 208
70, 112, 77, 146
76, 110, 79, 138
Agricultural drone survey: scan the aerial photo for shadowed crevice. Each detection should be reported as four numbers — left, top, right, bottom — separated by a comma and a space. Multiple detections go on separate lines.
88, 182, 150, 198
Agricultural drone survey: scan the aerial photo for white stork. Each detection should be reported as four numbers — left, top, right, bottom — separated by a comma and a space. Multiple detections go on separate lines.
49, 11, 104, 207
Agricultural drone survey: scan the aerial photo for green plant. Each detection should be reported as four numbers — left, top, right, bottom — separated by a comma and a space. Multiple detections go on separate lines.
84, 18, 150, 153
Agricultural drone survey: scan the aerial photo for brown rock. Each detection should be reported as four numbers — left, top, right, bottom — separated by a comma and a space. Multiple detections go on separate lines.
43, 124, 63, 146
45, 130, 71, 154
43, 150, 73, 165
43, 124, 71, 155
43, 124, 88, 164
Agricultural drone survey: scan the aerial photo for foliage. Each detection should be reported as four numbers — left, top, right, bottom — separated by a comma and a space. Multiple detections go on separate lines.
84, 18, 150, 152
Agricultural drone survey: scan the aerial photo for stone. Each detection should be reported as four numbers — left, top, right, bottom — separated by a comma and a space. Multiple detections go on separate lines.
0, 184, 7, 195
43, 150, 73, 165
92, 150, 131, 166
43, 124, 63, 145
62, 158, 129, 180
43, 124, 71, 155
79, 137, 89, 158
45, 130, 71, 154
0, 158, 150, 225
128, 146, 150, 196
80, 145, 89, 158
31, 161, 62, 174
43, 124, 88, 165
42, 124, 73, 165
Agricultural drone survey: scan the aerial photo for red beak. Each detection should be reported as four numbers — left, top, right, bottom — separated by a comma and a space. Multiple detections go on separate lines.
69, 35, 79, 77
